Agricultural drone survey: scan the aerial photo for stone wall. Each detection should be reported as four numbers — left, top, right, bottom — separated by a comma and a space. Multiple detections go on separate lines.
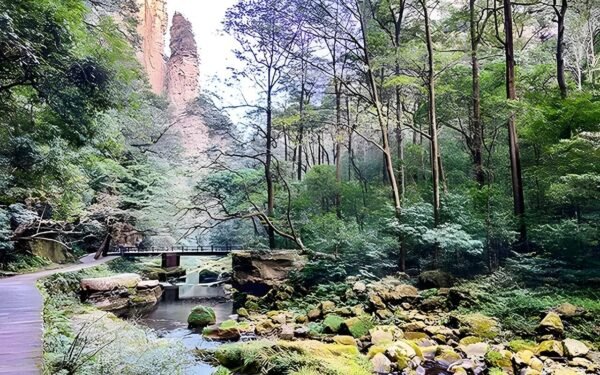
232, 251, 307, 297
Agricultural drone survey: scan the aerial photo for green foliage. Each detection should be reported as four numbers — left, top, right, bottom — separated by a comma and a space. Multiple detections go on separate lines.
458, 257, 600, 344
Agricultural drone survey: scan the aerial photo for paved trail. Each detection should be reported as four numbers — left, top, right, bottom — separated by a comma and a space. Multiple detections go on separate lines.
0, 255, 116, 375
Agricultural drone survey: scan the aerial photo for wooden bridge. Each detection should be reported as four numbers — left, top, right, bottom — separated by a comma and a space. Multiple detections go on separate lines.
105, 245, 243, 267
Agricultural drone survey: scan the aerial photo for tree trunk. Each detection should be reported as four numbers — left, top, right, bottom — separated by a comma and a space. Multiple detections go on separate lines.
504, 0, 526, 241
297, 82, 305, 180
266, 80, 276, 249
470, 0, 485, 187
423, 0, 441, 227
555, 0, 568, 98
335, 82, 342, 218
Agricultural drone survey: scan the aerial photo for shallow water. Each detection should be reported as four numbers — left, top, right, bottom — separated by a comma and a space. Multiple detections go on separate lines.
139, 298, 234, 375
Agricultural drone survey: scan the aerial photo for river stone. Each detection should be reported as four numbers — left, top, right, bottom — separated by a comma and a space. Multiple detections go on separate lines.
323, 314, 345, 333
255, 319, 276, 335
81, 273, 142, 292
280, 324, 295, 340
369, 293, 386, 310
369, 326, 400, 345
554, 303, 581, 318
514, 350, 535, 367
371, 353, 392, 374
320, 300, 336, 313
353, 281, 367, 293
562, 338, 588, 357
307, 308, 321, 321
187, 305, 216, 328
333, 335, 356, 346
537, 312, 564, 337
536, 340, 564, 357
461, 342, 489, 358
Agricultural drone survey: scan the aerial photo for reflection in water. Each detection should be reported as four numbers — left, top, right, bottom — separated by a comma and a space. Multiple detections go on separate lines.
139, 299, 233, 375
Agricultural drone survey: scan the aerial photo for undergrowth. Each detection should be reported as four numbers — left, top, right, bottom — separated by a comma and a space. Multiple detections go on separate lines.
457, 256, 600, 344
38, 258, 190, 374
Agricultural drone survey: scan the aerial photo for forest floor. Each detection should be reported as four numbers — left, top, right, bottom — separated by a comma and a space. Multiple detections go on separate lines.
0, 255, 115, 375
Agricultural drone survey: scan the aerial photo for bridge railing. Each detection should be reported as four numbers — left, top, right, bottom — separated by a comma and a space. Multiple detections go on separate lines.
106, 244, 244, 255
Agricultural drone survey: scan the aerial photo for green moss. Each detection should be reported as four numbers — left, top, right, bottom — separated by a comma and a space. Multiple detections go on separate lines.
187, 305, 216, 327
485, 350, 511, 368
456, 313, 500, 339
214, 339, 371, 375
323, 314, 345, 333
342, 315, 374, 338
508, 339, 536, 352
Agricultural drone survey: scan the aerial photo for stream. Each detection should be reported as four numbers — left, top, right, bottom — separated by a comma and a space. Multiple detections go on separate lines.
139, 298, 233, 374
131, 256, 237, 374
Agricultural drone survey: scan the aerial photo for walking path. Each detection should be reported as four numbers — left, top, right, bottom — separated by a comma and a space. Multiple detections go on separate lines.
0, 255, 116, 375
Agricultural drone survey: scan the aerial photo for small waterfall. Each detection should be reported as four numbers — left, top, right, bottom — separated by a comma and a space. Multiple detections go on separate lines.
177, 281, 226, 299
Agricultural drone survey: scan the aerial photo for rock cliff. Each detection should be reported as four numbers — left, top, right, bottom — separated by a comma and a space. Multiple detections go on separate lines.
136, 0, 168, 94
166, 12, 200, 108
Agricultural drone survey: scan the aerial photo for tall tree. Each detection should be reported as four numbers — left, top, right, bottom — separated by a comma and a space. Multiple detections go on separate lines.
420, 0, 441, 226
553, 0, 568, 98
469, 0, 490, 187
224, 0, 300, 249
501, 0, 526, 240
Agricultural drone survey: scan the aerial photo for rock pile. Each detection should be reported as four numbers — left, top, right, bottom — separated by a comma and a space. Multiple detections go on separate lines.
80, 273, 162, 316
211, 275, 598, 374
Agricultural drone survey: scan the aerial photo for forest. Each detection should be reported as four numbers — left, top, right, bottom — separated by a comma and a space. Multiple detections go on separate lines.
0, 0, 599, 374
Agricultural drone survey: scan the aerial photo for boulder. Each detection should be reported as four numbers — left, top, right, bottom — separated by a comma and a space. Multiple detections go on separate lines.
417, 270, 455, 288
333, 335, 356, 346
188, 305, 216, 328
322, 314, 345, 333
80, 273, 142, 292
536, 340, 564, 357
342, 315, 374, 338
371, 352, 392, 374
307, 308, 321, 321
280, 324, 295, 340
461, 342, 489, 358
255, 319, 276, 335
232, 250, 307, 296
202, 320, 253, 341
386, 284, 419, 302
369, 325, 402, 345
537, 312, 564, 337
562, 338, 588, 357
451, 313, 500, 339
554, 303, 582, 318
352, 281, 367, 294
514, 350, 535, 367
385, 340, 418, 368
320, 301, 336, 314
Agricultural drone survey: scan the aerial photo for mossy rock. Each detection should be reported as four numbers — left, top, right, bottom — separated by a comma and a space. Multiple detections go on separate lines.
537, 312, 564, 337
453, 313, 500, 339
485, 350, 512, 369
237, 307, 249, 318
508, 339, 536, 352
435, 346, 461, 363
333, 335, 356, 346
323, 314, 345, 333
188, 305, 216, 328
459, 336, 482, 345
342, 315, 374, 338
536, 340, 564, 357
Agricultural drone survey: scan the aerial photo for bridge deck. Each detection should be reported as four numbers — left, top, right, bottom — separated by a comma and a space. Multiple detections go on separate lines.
105, 245, 242, 256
